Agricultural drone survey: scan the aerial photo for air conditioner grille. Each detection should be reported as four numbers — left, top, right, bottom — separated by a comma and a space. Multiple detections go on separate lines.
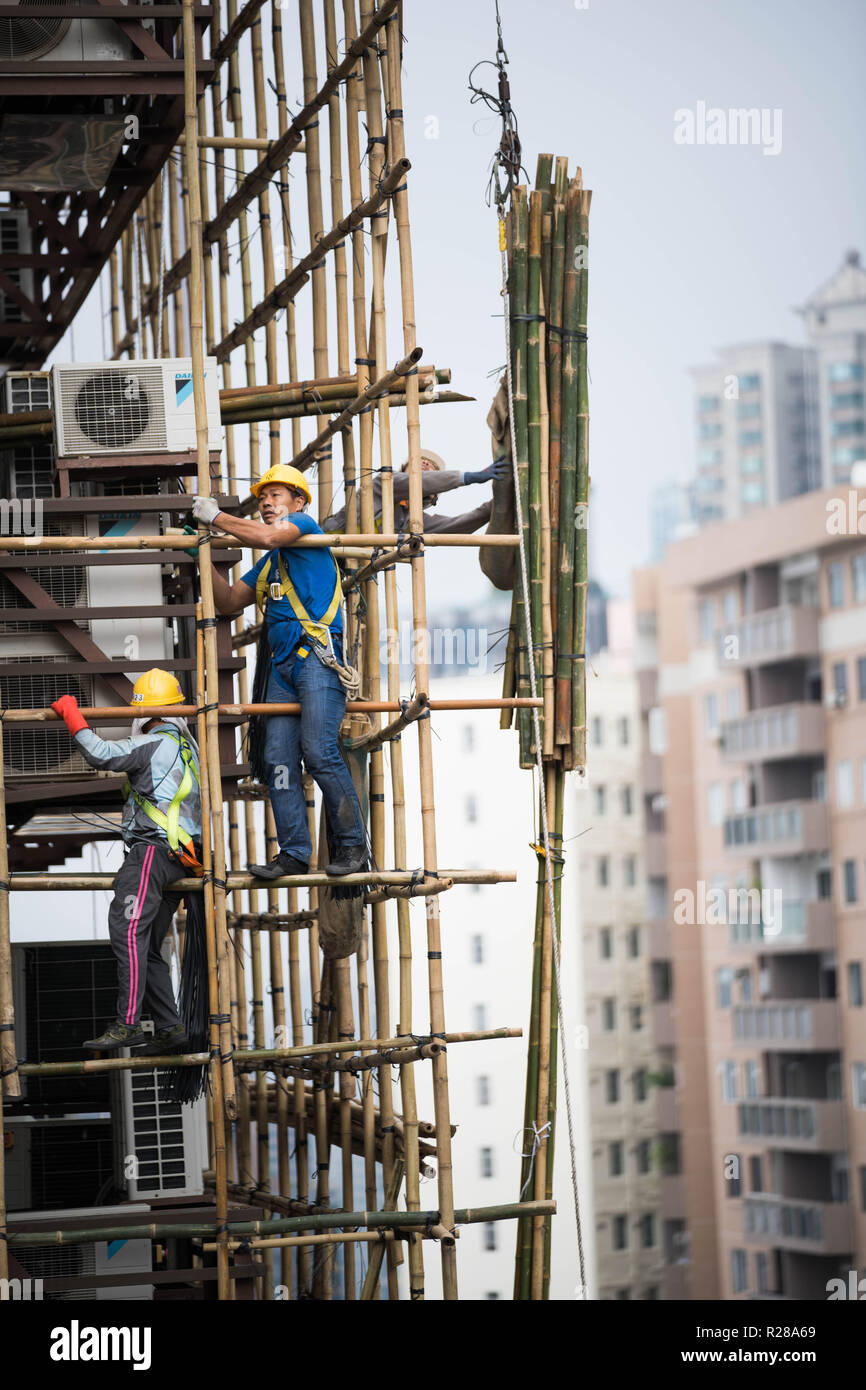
0, 518, 87, 633
57, 366, 168, 454
1, 662, 94, 778
129, 1072, 189, 1194
14, 1241, 97, 1300
0, 7, 72, 60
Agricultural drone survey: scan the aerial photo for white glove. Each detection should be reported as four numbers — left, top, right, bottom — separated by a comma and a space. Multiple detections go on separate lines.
192, 495, 221, 525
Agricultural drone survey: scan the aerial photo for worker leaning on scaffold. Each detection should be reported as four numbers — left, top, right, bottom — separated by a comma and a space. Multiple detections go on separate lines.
50, 671, 202, 1053
193, 465, 368, 882
322, 448, 509, 535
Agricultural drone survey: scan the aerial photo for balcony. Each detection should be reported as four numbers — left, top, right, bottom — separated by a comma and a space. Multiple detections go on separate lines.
642, 750, 663, 795
715, 605, 819, 669
644, 830, 667, 877
723, 800, 829, 857
731, 1000, 842, 1050
655, 1085, 678, 1131
652, 1000, 675, 1046
720, 703, 825, 764
736, 1098, 845, 1151
743, 1196, 852, 1254
729, 899, 834, 953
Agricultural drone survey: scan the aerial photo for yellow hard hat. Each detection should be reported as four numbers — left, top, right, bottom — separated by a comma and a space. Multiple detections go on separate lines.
251, 464, 312, 505
130, 669, 186, 708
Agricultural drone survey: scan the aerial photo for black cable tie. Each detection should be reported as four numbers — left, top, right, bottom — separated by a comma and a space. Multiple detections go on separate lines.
510, 313, 545, 323
355, 357, 375, 366
209, 1013, 231, 1025
389, 183, 408, 194
367, 135, 387, 148
0, 1023, 14, 1032
1, 1065, 18, 1077
220, 1051, 234, 1064
379, 1124, 396, 1134
302, 119, 320, 131
0, 881, 9, 893
197, 532, 212, 545
387, 108, 404, 119
427, 952, 442, 961
548, 324, 588, 342
196, 617, 219, 630
199, 702, 219, 713
430, 1032, 446, 1041
271, 986, 285, 996
370, 793, 385, 803
403, 365, 418, 376
557, 652, 586, 661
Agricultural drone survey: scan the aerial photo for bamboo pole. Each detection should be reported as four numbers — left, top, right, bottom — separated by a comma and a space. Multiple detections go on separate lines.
269, 0, 300, 457
555, 182, 581, 745
380, 0, 459, 1300
510, 188, 531, 764
527, 190, 544, 756
8, 1200, 556, 1248
572, 187, 592, 768
183, 0, 234, 1299
543, 765, 565, 1297
108, 246, 121, 354
530, 763, 555, 1298
0, 704, 19, 1100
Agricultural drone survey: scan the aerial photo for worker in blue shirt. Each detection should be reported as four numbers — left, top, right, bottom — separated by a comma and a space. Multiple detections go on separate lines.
193, 465, 367, 881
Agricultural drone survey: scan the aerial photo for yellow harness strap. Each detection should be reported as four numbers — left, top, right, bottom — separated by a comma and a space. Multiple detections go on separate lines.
123, 730, 201, 854
255, 550, 342, 652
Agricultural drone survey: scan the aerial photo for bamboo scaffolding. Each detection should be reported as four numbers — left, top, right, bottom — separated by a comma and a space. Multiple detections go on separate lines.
8, 1200, 556, 1248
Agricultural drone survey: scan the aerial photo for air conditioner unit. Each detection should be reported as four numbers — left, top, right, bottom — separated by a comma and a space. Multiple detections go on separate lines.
0, 208, 34, 324
824, 689, 846, 710
9, 1205, 153, 1301
51, 359, 223, 459
117, 1066, 208, 1201
0, 372, 56, 497
3, 369, 51, 415
0, 9, 131, 63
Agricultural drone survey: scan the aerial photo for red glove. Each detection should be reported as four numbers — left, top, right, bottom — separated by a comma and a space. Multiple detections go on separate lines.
51, 694, 89, 737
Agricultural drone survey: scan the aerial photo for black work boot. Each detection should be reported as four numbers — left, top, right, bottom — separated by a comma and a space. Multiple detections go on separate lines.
140, 1024, 190, 1056
84, 1021, 148, 1052
325, 846, 369, 878
248, 851, 309, 881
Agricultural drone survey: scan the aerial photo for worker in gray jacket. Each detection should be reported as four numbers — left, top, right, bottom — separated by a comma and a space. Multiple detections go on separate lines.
323, 449, 508, 535
51, 668, 202, 1054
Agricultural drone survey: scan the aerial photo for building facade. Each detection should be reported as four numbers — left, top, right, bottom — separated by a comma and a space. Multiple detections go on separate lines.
634, 485, 866, 1300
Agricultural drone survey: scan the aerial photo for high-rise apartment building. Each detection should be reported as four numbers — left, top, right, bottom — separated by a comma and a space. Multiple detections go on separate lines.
577, 601, 663, 1299
798, 250, 866, 488
634, 485, 866, 1300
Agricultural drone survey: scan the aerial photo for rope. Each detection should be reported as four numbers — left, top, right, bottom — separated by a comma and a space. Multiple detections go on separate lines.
499, 213, 586, 1293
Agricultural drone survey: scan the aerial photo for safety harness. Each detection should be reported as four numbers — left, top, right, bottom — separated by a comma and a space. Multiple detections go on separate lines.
123, 728, 204, 875
255, 550, 360, 698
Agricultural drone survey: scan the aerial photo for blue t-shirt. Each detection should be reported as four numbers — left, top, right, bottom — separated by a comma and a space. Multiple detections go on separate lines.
242, 513, 343, 670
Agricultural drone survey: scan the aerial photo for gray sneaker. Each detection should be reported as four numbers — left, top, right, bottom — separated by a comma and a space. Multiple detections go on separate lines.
83, 1021, 147, 1052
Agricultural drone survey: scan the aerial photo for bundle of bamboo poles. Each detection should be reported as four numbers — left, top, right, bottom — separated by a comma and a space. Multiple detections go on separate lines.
499, 155, 591, 775
496, 155, 591, 1300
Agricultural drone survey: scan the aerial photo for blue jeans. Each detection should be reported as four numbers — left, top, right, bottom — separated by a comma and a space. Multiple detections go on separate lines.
264, 653, 366, 864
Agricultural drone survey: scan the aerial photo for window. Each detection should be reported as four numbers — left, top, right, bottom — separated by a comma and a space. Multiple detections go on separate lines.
833, 661, 848, 699
473, 1003, 487, 1030
858, 657, 866, 700
597, 856, 610, 888
465, 794, 478, 823
853, 553, 866, 604
721, 1060, 737, 1102
844, 860, 858, 905
745, 1060, 760, 1098
831, 390, 865, 410
463, 724, 475, 753
480, 1147, 494, 1178
477, 1075, 492, 1106
828, 562, 845, 608
727, 1157, 741, 1197
737, 969, 752, 1004
627, 926, 641, 958
593, 784, 606, 815
644, 1286, 659, 1300
602, 998, 617, 1032
707, 782, 725, 827
591, 716, 603, 745
717, 968, 734, 1008
739, 454, 763, 476
737, 401, 761, 420
732, 1249, 748, 1294
623, 856, 637, 888
831, 418, 865, 437
853, 1063, 866, 1109
630, 1005, 644, 1032
484, 1222, 497, 1251
636, 1140, 651, 1175
640, 1213, 656, 1249
699, 422, 722, 439
756, 1252, 769, 1295
605, 1069, 620, 1104
837, 761, 855, 809
599, 927, 612, 960
738, 430, 763, 448
471, 934, 485, 964
697, 394, 721, 412
740, 481, 766, 505
750, 1155, 763, 1193
829, 362, 865, 382
617, 716, 630, 746
621, 785, 634, 816
608, 1141, 624, 1177
726, 686, 741, 718
849, 962, 864, 1008
632, 1069, 648, 1103
730, 778, 748, 812
704, 692, 719, 734
648, 706, 667, 754
739, 373, 761, 392
612, 1215, 628, 1251
699, 599, 715, 643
